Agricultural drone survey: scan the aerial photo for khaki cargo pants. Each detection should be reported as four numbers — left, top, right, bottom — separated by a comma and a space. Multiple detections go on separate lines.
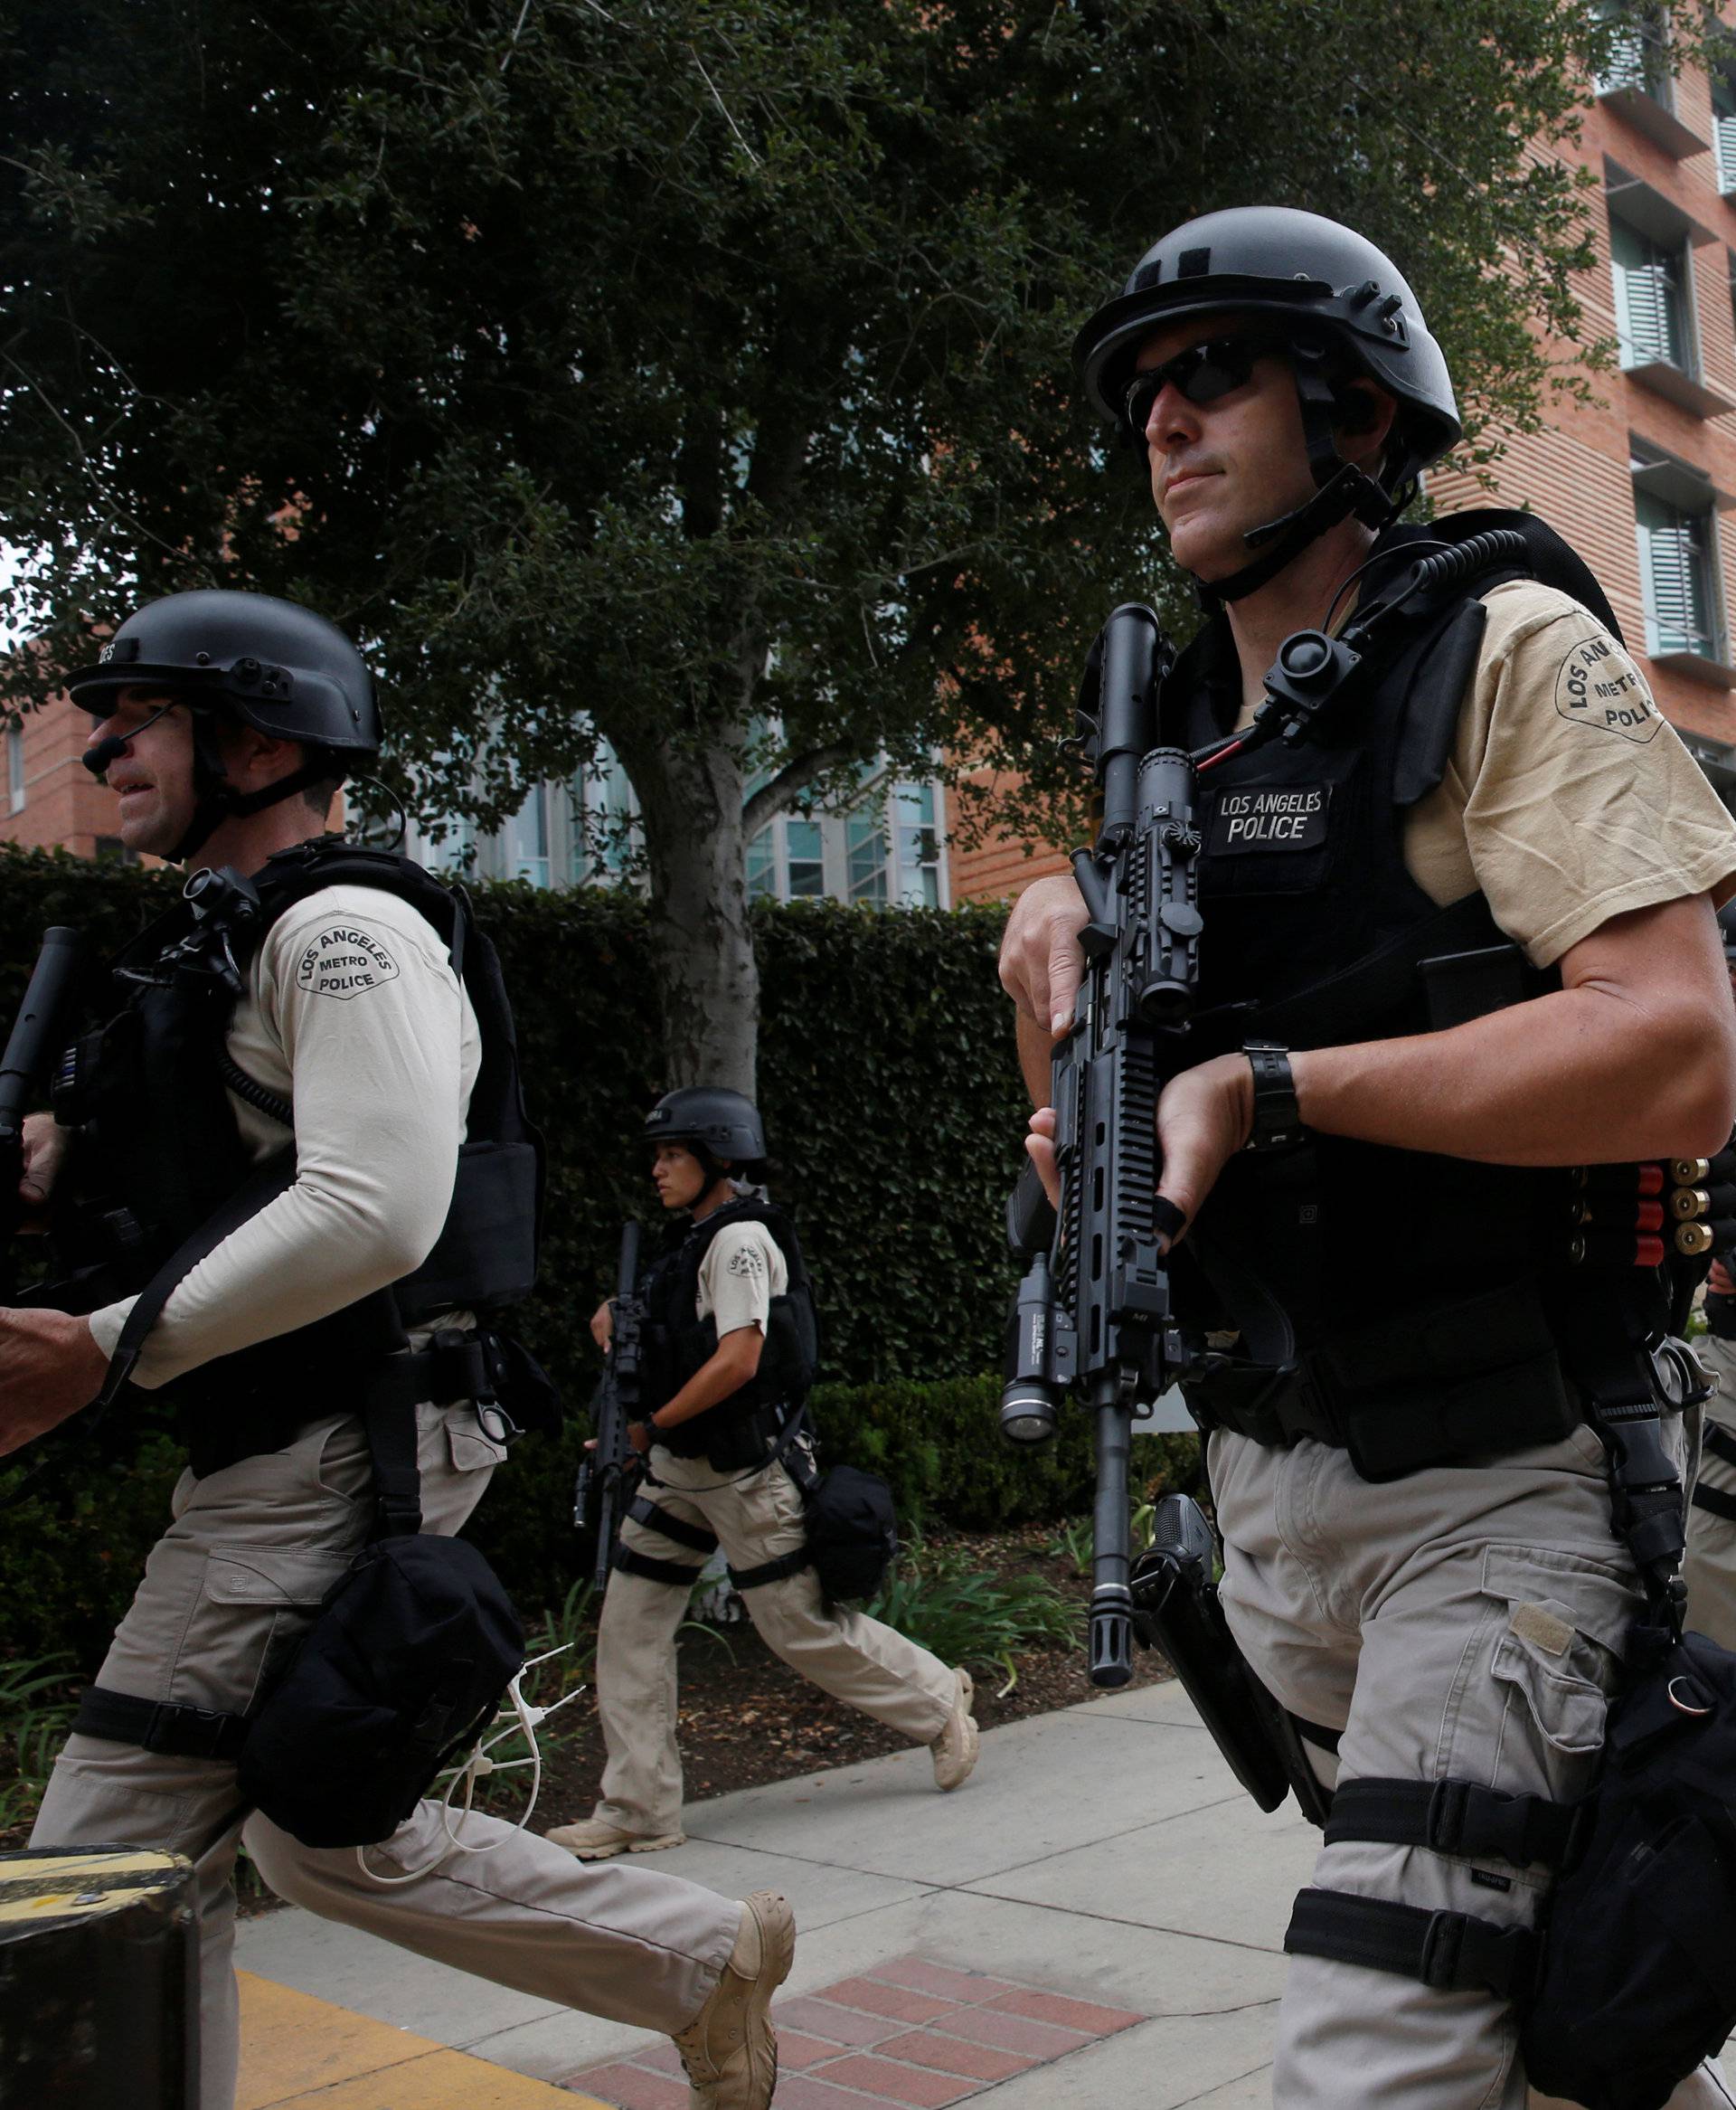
1211, 1418, 1730, 2110
1686, 1330, 1736, 1653
593, 1442, 957, 1836
31, 1402, 741, 2110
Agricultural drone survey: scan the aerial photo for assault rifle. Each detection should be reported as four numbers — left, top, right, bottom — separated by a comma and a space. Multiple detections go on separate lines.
1002, 530, 1537, 1688
573, 1221, 646, 1596
1, 927, 84, 1302
999, 605, 1201, 1688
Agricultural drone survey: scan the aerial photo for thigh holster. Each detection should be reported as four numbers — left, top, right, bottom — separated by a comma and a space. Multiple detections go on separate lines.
1283, 1774, 1582, 2004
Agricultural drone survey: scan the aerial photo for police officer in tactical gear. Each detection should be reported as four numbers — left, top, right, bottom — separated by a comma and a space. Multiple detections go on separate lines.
1001, 207, 1736, 2109
3, 591, 792, 2110
547, 1085, 977, 1859
1684, 903, 1736, 1651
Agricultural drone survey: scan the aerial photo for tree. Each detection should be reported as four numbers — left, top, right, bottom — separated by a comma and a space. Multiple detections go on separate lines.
1, 0, 1634, 1087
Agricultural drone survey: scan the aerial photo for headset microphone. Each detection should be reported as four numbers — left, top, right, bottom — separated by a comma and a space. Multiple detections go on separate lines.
81, 733, 128, 777
80, 697, 183, 779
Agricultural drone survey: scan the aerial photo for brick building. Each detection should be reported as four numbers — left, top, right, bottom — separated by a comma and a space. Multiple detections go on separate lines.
948, 20, 1736, 904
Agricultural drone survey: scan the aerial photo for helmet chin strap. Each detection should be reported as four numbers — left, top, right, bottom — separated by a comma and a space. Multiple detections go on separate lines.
1191, 352, 1403, 611
171, 712, 335, 864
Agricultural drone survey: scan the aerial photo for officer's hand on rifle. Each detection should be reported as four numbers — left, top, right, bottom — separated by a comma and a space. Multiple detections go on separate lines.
15, 1112, 68, 1233
590, 1299, 614, 1350
1712, 1259, 1735, 1297
0, 1307, 109, 1455
1024, 1051, 1257, 1243
999, 874, 1090, 1038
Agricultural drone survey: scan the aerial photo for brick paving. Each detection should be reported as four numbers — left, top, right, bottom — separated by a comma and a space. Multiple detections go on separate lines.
561, 1954, 1144, 2105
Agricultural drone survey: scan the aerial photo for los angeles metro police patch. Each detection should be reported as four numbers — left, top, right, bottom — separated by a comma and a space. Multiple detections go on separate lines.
296, 924, 401, 1000
1210, 785, 1330, 853
1553, 631, 1660, 743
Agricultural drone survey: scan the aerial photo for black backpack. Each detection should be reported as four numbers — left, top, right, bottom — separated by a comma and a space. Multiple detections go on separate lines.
239, 1532, 524, 1849
1522, 1628, 1736, 2110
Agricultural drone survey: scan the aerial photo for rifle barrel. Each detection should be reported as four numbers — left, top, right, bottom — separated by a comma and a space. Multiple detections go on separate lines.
0, 927, 81, 1146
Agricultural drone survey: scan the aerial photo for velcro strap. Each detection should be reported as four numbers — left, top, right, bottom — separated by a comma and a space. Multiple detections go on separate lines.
1325, 1776, 1578, 1869
627, 1497, 718, 1555
1285, 1888, 1537, 2002
728, 1548, 812, 1592
73, 1683, 250, 1763
1694, 1481, 1736, 1522
365, 1334, 492, 1416
1703, 1424, 1736, 1471
612, 1544, 706, 1587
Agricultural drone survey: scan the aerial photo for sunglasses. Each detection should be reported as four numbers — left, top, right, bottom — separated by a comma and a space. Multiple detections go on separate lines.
1121, 336, 1285, 439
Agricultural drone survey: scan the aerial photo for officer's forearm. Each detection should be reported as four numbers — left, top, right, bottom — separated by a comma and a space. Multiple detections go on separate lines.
1292, 985, 1736, 1165
651, 1326, 765, 1429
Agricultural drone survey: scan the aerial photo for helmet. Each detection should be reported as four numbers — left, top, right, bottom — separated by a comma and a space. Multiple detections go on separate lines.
1718, 899, 1736, 965
1074, 207, 1461, 605
1074, 206, 1459, 468
67, 589, 380, 758
645, 1087, 767, 1165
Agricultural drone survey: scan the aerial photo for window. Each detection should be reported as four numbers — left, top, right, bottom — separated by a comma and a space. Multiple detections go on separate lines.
505, 781, 551, 889
1611, 214, 1691, 370
846, 812, 890, 904
746, 824, 777, 901
784, 818, 825, 898
6, 721, 23, 816
892, 781, 941, 907
1716, 72, 1736, 193
1636, 489, 1724, 661
1594, 2, 1671, 104
570, 740, 638, 885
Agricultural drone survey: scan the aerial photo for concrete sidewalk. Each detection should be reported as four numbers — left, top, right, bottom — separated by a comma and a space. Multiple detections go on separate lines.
237, 1678, 1315, 2106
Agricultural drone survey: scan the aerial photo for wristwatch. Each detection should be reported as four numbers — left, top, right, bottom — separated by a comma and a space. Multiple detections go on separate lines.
1242, 1041, 1307, 1153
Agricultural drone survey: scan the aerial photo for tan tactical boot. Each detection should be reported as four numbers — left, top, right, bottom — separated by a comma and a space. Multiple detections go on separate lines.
930, 1666, 979, 1791
543, 1815, 685, 1859
671, 1888, 796, 2110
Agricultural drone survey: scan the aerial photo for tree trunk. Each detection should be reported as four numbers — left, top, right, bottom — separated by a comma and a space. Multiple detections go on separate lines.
633, 737, 760, 1095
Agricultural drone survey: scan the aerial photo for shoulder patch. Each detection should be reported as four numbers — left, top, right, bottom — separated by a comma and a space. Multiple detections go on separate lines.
1552, 630, 1660, 744
725, 1240, 768, 1282
295, 923, 401, 1001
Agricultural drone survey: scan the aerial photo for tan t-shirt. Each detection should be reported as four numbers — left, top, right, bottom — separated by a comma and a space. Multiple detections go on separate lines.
1237, 580, 1736, 963
87, 882, 484, 1387
696, 1219, 787, 1339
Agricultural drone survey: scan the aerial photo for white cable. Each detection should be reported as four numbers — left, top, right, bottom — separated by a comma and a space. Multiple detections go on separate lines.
354, 1644, 590, 1886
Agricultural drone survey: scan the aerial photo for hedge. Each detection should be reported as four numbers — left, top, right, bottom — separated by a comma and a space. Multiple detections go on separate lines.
0, 844, 1195, 1663
0, 843, 1033, 1405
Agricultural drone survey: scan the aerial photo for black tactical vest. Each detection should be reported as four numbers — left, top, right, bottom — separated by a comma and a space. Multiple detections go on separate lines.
637, 1197, 820, 1449
51, 841, 544, 1419
1156, 509, 1691, 1451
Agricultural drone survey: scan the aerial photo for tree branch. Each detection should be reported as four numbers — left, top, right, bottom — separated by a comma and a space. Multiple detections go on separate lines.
741, 738, 858, 838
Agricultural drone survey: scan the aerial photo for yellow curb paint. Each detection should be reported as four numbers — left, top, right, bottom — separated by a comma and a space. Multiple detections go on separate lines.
237, 1972, 613, 2110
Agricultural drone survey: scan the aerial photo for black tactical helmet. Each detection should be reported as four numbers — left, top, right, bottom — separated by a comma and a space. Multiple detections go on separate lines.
645, 1087, 767, 1165
1718, 898, 1736, 964
1075, 206, 1460, 468
1075, 207, 1462, 605
67, 589, 381, 758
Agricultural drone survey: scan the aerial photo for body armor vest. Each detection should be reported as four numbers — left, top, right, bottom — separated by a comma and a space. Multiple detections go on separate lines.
51, 840, 544, 1422
1157, 509, 1694, 1462
637, 1197, 820, 1452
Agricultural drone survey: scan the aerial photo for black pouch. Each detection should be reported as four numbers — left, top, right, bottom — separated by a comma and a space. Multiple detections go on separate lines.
802, 1462, 899, 1601
1522, 1629, 1736, 2110
704, 1404, 783, 1472
238, 1533, 524, 1850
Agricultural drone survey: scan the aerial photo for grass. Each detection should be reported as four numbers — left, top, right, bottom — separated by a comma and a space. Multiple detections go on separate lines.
0, 1653, 79, 1837
866, 1537, 1078, 1697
